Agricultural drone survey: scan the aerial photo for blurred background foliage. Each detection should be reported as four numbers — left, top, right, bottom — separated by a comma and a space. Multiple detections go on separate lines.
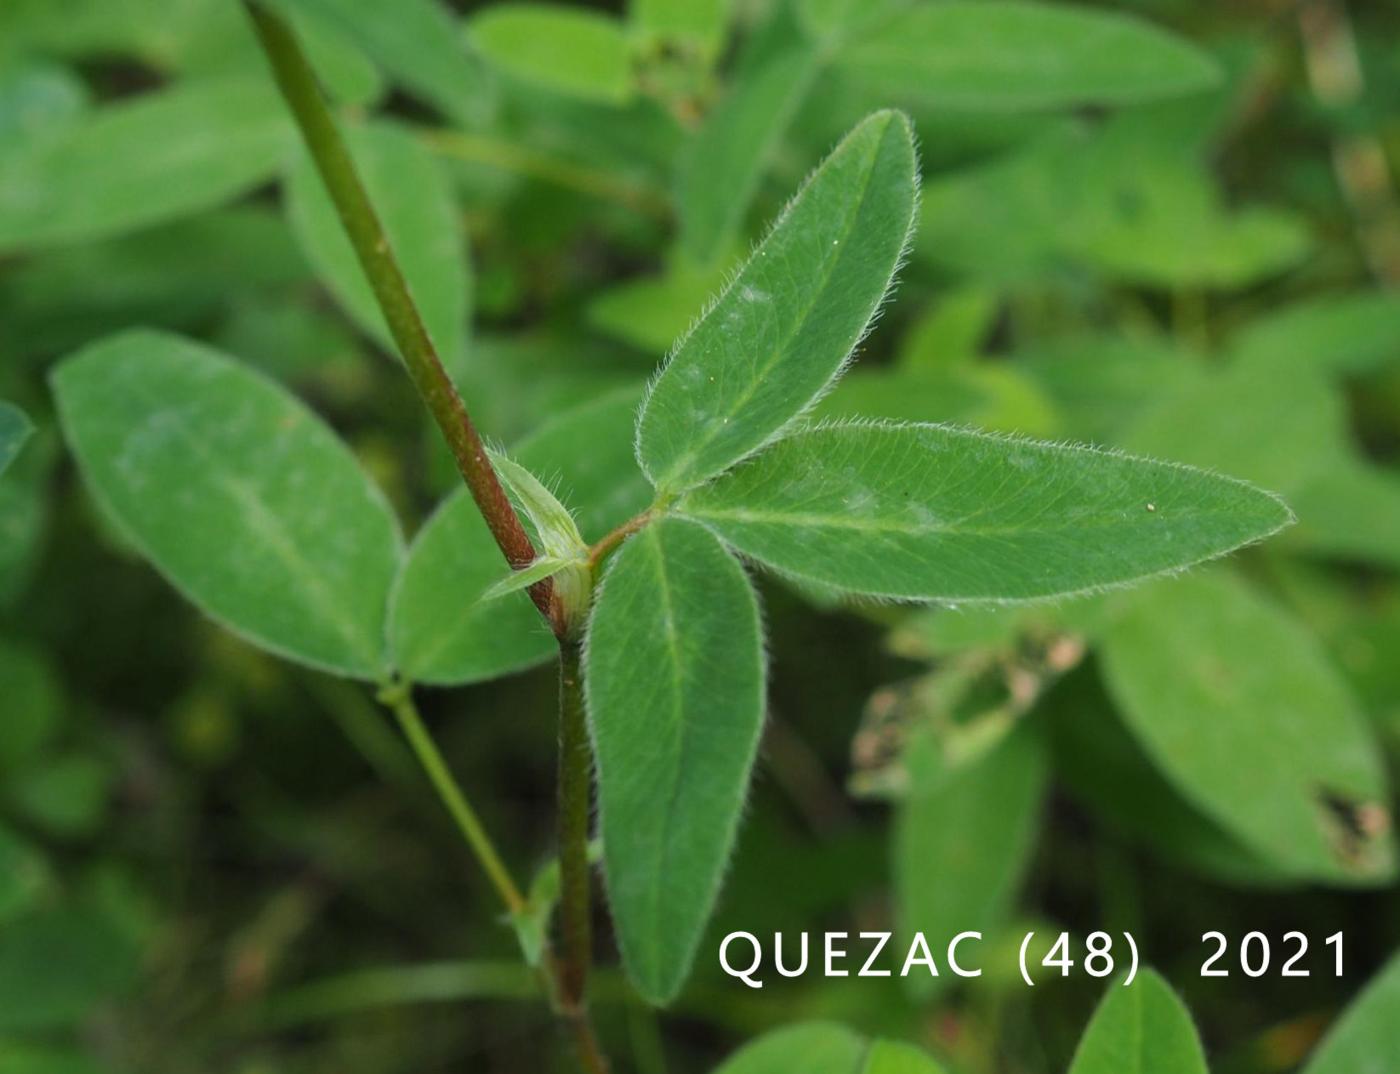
2, 0, 1400, 1071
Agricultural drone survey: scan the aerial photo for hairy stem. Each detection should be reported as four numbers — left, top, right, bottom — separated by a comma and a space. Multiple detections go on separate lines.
588, 511, 653, 571
556, 640, 594, 1011
379, 682, 526, 916
243, 1, 562, 633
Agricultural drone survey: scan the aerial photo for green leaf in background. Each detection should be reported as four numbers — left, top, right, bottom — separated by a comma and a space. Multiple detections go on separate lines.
470, 4, 633, 105
1232, 292, 1400, 378
1017, 335, 1206, 446
1286, 464, 1400, 570
896, 287, 998, 372
0, 402, 32, 477
1046, 668, 1287, 887
0, 78, 291, 253
0, 825, 51, 926
0, 451, 47, 607
642, 110, 918, 493
1068, 969, 1208, 1074
0, 62, 88, 153
836, 1, 1220, 110
389, 490, 555, 686
0, 905, 140, 1033
862, 1042, 946, 1074
711, 1023, 945, 1073
586, 259, 731, 357
0, 207, 311, 357
1303, 951, 1400, 1073
1100, 570, 1395, 883
0, 1046, 102, 1074
52, 330, 403, 680
675, 1, 822, 265
631, 0, 730, 58
712, 1023, 866, 1074
269, 0, 494, 126
682, 422, 1292, 601
586, 517, 764, 1004
1125, 361, 1350, 498
815, 366, 1060, 436
286, 120, 470, 364
511, 386, 651, 543
916, 115, 1308, 288
896, 725, 1046, 998
8, 753, 110, 840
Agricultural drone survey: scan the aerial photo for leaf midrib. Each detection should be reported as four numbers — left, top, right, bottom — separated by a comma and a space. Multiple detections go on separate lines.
641, 526, 692, 989
683, 501, 1244, 541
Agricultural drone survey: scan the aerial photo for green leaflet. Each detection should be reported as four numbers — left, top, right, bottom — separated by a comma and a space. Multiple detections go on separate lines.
682, 422, 1292, 602
51, 330, 403, 680
837, 1, 1220, 110
1099, 570, 1395, 884
586, 517, 764, 1004
470, 4, 633, 105
896, 725, 1046, 999
389, 489, 555, 686
643, 111, 918, 493
0, 403, 32, 477
286, 120, 470, 365
1303, 951, 1400, 1073
711, 1023, 945, 1074
269, 0, 494, 126
675, 1, 823, 266
1068, 969, 1208, 1074
0, 78, 292, 253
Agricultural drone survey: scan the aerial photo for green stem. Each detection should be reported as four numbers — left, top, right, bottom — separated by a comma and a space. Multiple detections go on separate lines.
587, 510, 652, 571
243, 1, 561, 635
556, 640, 594, 1011
379, 682, 526, 916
